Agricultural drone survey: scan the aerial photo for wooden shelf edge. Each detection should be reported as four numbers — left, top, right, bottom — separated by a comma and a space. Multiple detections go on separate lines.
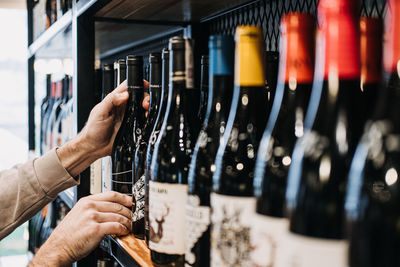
100, 234, 153, 267
28, 10, 73, 58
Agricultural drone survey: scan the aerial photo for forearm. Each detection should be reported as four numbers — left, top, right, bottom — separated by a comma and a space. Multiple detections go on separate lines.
29, 235, 73, 267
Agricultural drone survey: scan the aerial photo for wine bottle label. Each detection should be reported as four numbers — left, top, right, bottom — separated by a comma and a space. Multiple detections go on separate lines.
90, 159, 102, 195
149, 181, 187, 254
132, 174, 145, 222
185, 195, 210, 265
210, 193, 256, 267
250, 213, 289, 267
274, 232, 348, 267
101, 156, 112, 192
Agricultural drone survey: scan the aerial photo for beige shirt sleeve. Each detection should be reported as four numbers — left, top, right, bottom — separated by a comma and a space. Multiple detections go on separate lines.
0, 148, 79, 240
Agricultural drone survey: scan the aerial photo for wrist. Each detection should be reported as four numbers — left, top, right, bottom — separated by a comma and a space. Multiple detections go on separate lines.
57, 133, 98, 177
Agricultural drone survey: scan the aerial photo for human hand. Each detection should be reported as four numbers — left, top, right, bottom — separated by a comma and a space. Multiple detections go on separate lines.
57, 80, 149, 176
29, 192, 132, 267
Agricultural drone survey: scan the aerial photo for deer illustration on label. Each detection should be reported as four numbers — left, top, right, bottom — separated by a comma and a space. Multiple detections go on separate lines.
149, 204, 170, 243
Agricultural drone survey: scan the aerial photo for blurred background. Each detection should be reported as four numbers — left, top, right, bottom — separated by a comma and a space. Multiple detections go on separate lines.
0, 1, 30, 266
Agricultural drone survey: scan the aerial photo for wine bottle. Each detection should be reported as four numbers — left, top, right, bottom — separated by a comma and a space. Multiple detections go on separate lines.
198, 55, 209, 124
101, 63, 114, 193
112, 56, 144, 195
251, 12, 316, 267
52, 75, 69, 148
40, 74, 52, 155
145, 49, 169, 244
346, 1, 400, 266
284, 1, 364, 266
47, 79, 63, 150
149, 37, 197, 266
132, 53, 162, 239
186, 35, 234, 267
265, 51, 279, 111
211, 26, 269, 267
360, 17, 383, 119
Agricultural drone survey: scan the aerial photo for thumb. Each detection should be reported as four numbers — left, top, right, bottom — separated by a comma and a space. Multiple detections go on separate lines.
103, 80, 129, 111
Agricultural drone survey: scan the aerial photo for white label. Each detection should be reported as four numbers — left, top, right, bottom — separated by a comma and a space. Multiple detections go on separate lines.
149, 181, 187, 254
101, 156, 112, 192
210, 193, 256, 267
185, 195, 210, 265
275, 232, 349, 267
250, 214, 289, 267
90, 159, 102, 195
132, 174, 145, 222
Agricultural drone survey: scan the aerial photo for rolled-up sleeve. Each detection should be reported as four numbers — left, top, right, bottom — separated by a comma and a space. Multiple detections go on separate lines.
0, 148, 79, 240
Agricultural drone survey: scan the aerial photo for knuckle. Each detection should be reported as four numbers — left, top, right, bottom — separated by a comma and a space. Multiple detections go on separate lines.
88, 211, 98, 221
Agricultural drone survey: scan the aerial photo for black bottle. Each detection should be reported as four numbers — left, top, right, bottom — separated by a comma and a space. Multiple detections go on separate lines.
211, 26, 269, 266
186, 35, 234, 267
346, 1, 400, 266
144, 49, 170, 245
197, 55, 209, 125
132, 53, 162, 239
111, 56, 144, 195
284, 1, 364, 266
149, 37, 197, 266
251, 13, 316, 266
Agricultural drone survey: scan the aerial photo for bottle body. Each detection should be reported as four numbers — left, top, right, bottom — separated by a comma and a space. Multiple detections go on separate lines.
133, 53, 162, 239
112, 56, 144, 195
149, 37, 197, 266
211, 26, 268, 267
283, 1, 364, 266
145, 49, 170, 244
186, 35, 234, 267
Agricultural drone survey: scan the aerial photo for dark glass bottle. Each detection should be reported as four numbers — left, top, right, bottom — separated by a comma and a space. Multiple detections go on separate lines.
145, 49, 169, 244
198, 55, 209, 124
101, 63, 115, 193
41, 74, 54, 154
265, 51, 279, 111
251, 13, 316, 266
360, 17, 383, 119
211, 26, 269, 266
186, 35, 234, 267
149, 37, 197, 266
111, 56, 144, 195
132, 53, 162, 239
346, 1, 400, 266
40, 74, 52, 155
284, 1, 364, 266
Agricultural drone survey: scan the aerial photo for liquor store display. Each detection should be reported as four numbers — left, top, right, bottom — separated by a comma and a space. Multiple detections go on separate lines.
26, 0, 398, 266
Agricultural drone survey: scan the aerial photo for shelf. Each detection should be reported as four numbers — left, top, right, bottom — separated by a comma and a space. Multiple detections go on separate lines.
95, 21, 181, 59
58, 188, 75, 209
95, 0, 252, 22
28, 9, 73, 58
100, 234, 153, 267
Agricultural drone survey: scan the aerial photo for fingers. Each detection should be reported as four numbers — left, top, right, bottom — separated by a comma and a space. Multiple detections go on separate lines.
100, 222, 130, 236
95, 201, 133, 220
143, 79, 149, 90
102, 81, 129, 111
142, 95, 150, 111
90, 191, 132, 207
96, 213, 132, 232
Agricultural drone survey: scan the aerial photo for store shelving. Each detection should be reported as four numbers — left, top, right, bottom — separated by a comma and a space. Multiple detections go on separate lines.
28, 9, 73, 58
27, 0, 387, 266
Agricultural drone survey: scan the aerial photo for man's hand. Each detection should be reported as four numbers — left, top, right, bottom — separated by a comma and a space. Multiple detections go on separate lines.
29, 192, 132, 267
57, 80, 149, 177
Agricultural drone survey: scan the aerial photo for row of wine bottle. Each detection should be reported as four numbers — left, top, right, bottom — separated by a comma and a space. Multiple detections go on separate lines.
40, 74, 74, 155
90, 0, 400, 266
29, 197, 70, 253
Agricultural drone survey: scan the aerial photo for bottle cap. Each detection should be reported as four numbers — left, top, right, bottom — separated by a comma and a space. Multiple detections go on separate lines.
279, 12, 316, 84
209, 35, 234, 76
126, 55, 143, 65
149, 53, 161, 63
